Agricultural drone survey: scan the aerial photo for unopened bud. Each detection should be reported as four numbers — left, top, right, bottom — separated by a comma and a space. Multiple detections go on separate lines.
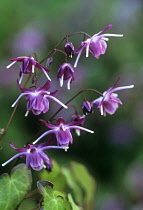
64, 42, 74, 58
82, 101, 93, 115
46, 57, 53, 67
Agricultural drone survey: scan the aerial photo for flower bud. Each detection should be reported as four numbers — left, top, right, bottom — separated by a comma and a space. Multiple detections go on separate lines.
64, 42, 74, 58
82, 101, 93, 115
46, 57, 53, 67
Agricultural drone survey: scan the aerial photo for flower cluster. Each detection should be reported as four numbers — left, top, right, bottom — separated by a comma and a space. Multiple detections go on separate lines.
2, 25, 134, 171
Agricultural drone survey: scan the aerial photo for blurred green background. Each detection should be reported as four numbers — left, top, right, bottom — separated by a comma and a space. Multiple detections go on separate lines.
0, 0, 143, 209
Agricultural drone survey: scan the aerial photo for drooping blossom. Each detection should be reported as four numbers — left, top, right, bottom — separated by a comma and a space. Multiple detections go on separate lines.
33, 117, 94, 146
82, 100, 94, 115
7, 56, 51, 84
74, 25, 123, 67
64, 42, 74, 58
57, 63, 74, 89
92, 84, 134, 116
11, 80, 68, 116
2, 142, 68, 171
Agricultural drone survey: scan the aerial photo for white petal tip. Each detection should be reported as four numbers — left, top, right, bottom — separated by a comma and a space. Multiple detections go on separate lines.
25, 111, 29, 117
64, 105, 68, 109
64, 147, 69, 152
76, 129, 80, 136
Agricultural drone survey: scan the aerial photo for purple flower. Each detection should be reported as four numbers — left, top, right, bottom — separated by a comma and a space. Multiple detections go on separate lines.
12, 80, 68, 116
6, 56, 51, 84
92, 84, 134, 116
57, 63, 74, 89
64, 42, 74, 58
33, 117, 94, 146
74, 25, 123, 67
2, 142, 68, 171
82, 100, 94, 115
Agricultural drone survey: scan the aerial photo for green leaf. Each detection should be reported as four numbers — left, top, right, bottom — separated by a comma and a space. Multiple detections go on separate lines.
39, 160, 67, 191
68, 194, 80, 210
39, 160, 60, 181
71, 162, 96, 209
17, 199, 37, 210
37, 180, 72, 210
61, 167, 83, 205
0, 163, 32, 210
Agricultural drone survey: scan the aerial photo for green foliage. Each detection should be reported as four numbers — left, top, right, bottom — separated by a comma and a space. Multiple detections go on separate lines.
17, 199, 37, 210
70, 161, 96, 209
39, 160, 96, 210
68, 194, 80, 210
39, 160, 67, 191
62, 167, 83, 204
37, 180, 72, 210
0, 164, 32, 210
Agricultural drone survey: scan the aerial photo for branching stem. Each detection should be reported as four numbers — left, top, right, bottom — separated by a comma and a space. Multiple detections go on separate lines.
0, 75, 31, 145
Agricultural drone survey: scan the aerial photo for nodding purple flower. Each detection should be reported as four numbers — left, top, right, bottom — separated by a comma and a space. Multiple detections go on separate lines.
57, 63, 74, 90
64, 42, 75, 58
6, 56, 51, 84
82, 100, 94, 115
2, 142, 68, 171
33, 117, 94, 146
74, 25, 123, 67
11, 80, 68, 116
92, 84, 134, 116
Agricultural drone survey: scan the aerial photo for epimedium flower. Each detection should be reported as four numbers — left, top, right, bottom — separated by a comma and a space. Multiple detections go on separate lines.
64, 42, 75, 58
74, 24, 123, 68
57, 63, 74, 90
33, 117, 94, 146
11, 80, 68, 116
6, 56, 51, 84
92, 84, 134, 116
2, 142, 68, 171
82, 100, 94, 115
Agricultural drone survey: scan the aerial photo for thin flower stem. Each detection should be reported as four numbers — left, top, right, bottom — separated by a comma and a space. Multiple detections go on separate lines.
31, 88, 102, 142
39, 31, 91, 64
39, 37, 66, 64
68, 104, 78, 115
0, 75, 31, 145
25, 189, 39, 198
54, 49, 68, 62
68, 31, 91, 38
49, 89, 102, 121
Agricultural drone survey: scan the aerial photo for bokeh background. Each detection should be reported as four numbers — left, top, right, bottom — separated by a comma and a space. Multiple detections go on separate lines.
0, 0, 143, 209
